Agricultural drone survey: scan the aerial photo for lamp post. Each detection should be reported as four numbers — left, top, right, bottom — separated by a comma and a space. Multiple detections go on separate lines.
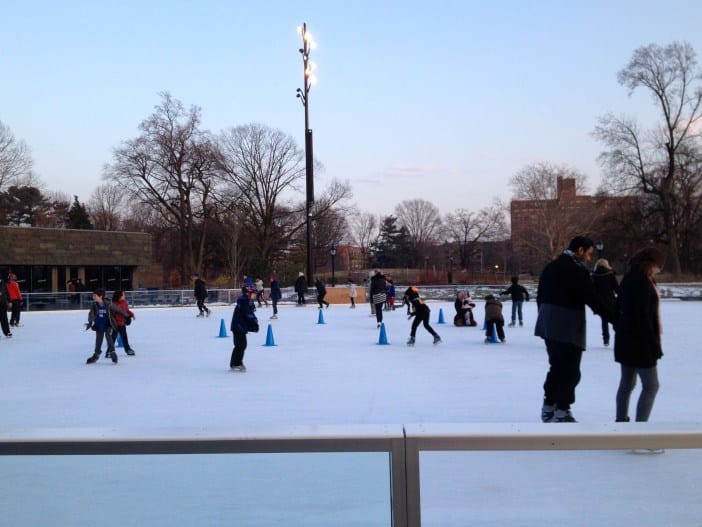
595, 240, 604, 259
329, 245, 337, 286
297, 23, 317, 284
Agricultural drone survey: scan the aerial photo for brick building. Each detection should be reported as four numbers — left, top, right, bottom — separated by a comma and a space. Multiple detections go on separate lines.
0, 226, 161, 292
509, 177, 625, 275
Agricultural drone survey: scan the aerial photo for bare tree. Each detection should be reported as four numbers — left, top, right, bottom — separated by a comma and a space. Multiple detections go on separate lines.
394, 198, 443, 265
444, 200, 508, 268
88, 183, 128, 231
0, 121, 34, 191
106, 92, 217, 276
509, 162, 597, 265
348, 211, 379, 266
593, 41, 702, 276
215, 123, 305, 264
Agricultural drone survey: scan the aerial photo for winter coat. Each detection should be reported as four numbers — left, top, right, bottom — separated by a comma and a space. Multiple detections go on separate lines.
87, 300, 129, 332
193, 278, 208, 300
315, 280, 327, 297
408, 296, 430, 318
349, 284, 357, 298
270, 280, 282, 301
592, 267, 619, 317
230, 294, 257, 335
112, 298, 134, 327
501, 283, 530, 302
614, 272, 662, 368
294, 275, 308, 294
484, 298, 504, 323
370, 273, 387, 304
534, 251, 609, 350
6, 281, 21, 302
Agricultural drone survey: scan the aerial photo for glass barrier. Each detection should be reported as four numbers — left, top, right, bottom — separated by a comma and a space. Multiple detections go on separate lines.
0, 452, 392, 527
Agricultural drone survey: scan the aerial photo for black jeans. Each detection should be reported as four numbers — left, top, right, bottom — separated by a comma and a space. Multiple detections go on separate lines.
230, 331, 247, 367
410, 312, 438, 338
543, 339, 583, 411
111, 325, 133, 351
196, 298, 209, 313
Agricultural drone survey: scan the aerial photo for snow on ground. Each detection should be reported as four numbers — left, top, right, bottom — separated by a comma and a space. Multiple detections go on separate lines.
1, 298, 701, 526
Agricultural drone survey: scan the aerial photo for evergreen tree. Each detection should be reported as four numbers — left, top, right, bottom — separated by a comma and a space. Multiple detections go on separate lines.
66, 195, 93, 230
370, 215, 412, 267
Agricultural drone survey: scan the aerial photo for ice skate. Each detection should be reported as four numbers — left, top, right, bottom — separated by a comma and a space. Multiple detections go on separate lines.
407, 336, 415, 346
433, 335, 441, 345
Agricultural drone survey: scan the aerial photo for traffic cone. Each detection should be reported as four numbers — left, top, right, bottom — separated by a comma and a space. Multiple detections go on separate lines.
218, 319, 228, 338
486, 324, 499, 344
437, 308, 446, 324
264, 324, 276, 347
377, 322, 389, 345
116, 333, 123, 348
317, 308, 326, 324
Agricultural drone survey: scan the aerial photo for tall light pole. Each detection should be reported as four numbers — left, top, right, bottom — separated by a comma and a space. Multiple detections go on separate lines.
297, 23, 317, 283
595, 240, 604, 259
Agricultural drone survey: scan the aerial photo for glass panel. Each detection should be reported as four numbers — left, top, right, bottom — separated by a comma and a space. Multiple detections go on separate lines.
420, 450, 702, 527
0, 452, 391, 527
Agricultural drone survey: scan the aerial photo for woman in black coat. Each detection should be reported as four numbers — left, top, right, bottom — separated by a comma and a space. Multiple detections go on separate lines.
592, 259, 620, 346
614, 247, 665, 422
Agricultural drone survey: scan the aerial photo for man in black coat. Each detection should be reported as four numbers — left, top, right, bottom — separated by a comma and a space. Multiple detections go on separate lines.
535, 236, 612, 423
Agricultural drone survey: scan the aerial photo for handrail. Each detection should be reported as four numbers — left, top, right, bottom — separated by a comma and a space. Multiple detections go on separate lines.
2, 423, 702, 527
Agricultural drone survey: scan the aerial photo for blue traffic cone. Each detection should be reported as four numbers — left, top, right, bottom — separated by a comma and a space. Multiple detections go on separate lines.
218, 318, 228, 338
486, 324, 499, 344
116, 333, 124, 348
317, 308, 326, 324
264, 324, 276, 346
437, 307, 446, 324
377, 322, 389, 345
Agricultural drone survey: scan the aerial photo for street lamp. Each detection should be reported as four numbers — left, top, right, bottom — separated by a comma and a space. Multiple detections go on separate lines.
297, 23, 317, 284
329, 245, 337, 286
595, 240, 604, 259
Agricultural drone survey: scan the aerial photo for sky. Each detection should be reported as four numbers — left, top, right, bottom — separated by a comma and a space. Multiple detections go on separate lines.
2, 1, 702, 216
1, 294, 702, 525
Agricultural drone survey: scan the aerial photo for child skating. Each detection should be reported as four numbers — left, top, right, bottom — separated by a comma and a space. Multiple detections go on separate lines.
85, 289, 130, 364
405, 287, 441, 346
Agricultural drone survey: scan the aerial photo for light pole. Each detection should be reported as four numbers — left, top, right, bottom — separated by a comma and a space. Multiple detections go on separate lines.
329, 245, 337, 286
297, 23, 317, 284
595, 240, 604, 259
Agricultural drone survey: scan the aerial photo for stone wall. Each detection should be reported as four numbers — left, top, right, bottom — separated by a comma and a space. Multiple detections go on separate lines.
0, 226, 152, 266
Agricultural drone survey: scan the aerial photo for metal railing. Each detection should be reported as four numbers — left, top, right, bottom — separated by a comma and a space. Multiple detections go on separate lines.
2, 423, 701, 526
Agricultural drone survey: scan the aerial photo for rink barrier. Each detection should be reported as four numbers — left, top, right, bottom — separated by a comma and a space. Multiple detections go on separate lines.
2, 422, 702, 527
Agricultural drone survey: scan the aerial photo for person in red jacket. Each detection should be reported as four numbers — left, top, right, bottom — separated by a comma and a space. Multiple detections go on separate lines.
7, 273, 23, 328
110, 290, 136, 356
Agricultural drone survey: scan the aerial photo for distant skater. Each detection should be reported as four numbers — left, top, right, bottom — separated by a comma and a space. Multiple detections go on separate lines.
85, 289, 130, 364
349, 281, 357, 308
315, 279, 330, 308
501, 276, 530, 327
269, 273, 281, 319
193, 274, 211, 317
110, 290, 136, 356
484, 294, 506, 343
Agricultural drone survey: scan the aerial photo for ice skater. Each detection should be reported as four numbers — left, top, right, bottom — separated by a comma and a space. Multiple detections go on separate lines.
405, 287, 441, 346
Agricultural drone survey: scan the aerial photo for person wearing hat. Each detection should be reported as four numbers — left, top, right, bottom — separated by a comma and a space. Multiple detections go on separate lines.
614, 247, 665, 423
592, 258, 620, 347
229, 285, 258, 372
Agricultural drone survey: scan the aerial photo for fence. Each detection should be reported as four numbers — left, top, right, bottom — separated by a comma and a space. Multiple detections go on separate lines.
2, 423, 701, 526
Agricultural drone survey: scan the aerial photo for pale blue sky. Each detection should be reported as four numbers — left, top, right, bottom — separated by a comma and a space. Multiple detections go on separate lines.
2, 0, 701, 215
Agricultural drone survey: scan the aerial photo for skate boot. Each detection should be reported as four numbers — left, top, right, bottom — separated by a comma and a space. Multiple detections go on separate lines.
86, 353, 100, 364
433, 335, 441, 344
407, 336, 415, 346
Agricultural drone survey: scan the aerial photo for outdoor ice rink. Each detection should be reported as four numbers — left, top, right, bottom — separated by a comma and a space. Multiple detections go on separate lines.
1, 297, 701, 525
